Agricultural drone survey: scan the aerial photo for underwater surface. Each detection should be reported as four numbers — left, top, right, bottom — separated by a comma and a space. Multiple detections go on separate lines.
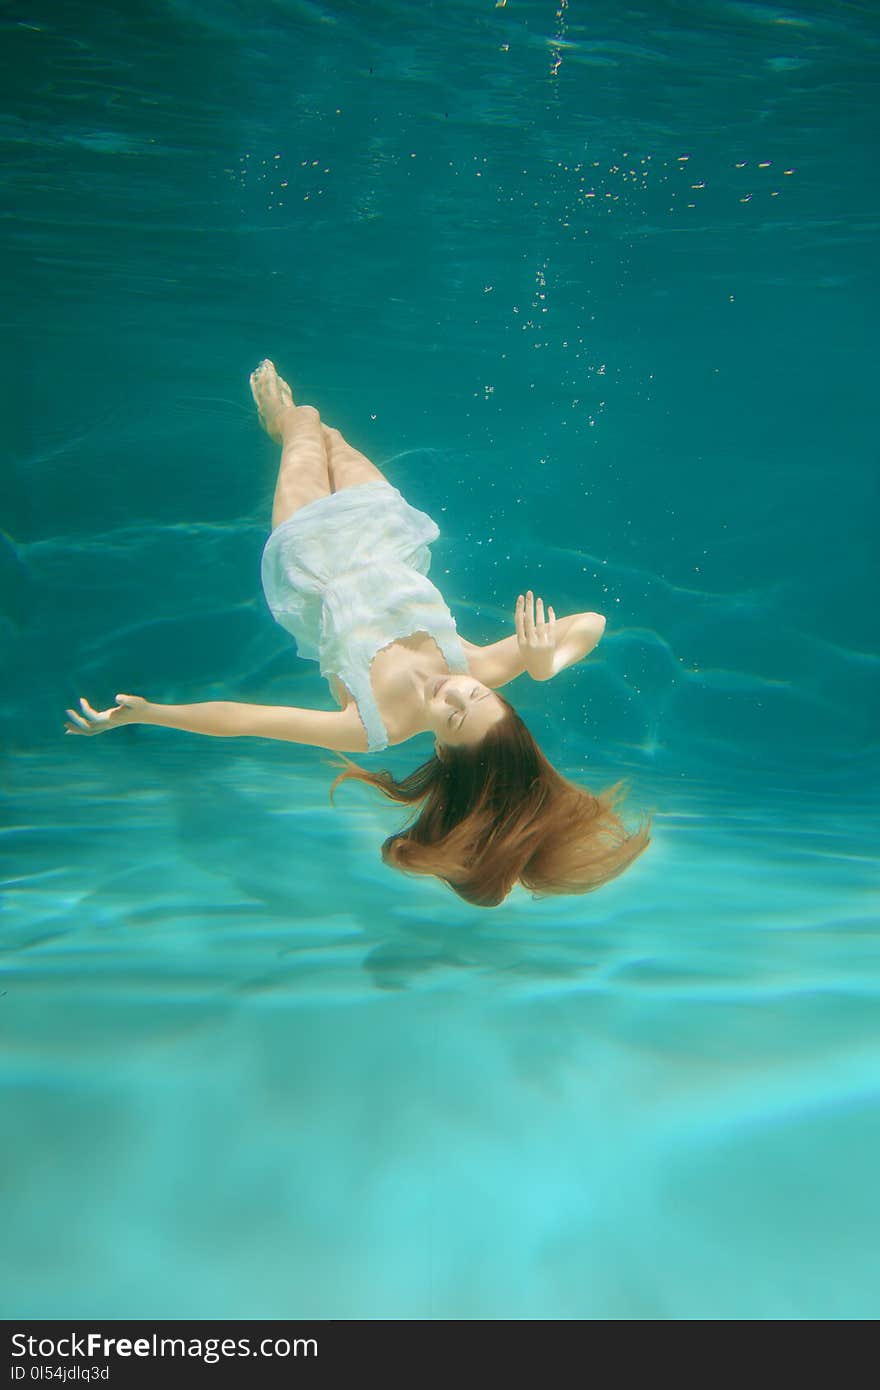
1, 0, 878, 1317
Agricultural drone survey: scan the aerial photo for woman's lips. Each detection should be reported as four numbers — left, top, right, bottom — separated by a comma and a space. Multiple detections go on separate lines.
433, 676, 449, 696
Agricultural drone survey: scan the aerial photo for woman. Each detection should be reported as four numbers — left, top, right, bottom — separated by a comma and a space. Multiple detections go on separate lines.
64, 360, 650, 906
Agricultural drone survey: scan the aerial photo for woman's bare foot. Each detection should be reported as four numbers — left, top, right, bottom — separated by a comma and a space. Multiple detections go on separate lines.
249, 359, 296, 443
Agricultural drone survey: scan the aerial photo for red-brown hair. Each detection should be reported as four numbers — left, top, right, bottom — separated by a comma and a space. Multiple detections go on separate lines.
327, 694, 651, 907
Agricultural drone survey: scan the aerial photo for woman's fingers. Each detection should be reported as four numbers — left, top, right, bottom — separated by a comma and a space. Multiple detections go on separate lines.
64, 696, 113, 735
517, 592, 555, 645
78, 697, 106, 725
517, 592, 535, 642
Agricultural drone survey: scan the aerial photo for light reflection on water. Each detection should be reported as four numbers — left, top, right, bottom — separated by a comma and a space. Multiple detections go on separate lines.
2, 748, 878, 1317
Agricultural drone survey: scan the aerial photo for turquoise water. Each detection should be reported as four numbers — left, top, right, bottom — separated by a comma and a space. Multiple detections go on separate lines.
2, 0, 878, 1319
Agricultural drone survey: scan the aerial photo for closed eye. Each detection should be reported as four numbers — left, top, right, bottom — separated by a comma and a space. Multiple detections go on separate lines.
448, 688, 485, 726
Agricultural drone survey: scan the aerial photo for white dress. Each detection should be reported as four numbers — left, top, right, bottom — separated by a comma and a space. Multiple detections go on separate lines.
260, 480, 469, 752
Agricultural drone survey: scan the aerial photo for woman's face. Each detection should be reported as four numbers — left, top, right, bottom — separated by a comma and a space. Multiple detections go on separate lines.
424, 673, 506, 748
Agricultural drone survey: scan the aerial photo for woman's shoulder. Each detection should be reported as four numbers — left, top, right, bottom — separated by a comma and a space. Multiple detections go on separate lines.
456, 634, 521, 689
331, 702, 371, 752
458, 635, 487, 676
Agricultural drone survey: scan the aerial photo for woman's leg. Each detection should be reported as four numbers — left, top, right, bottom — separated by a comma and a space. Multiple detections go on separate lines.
250, 360, 331, 528
323, 424, 390, 492
271, 406, 331, 528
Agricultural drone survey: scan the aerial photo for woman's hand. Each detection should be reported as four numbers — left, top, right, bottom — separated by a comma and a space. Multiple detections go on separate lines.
64, 693, 147, 737
515, 591, 558, 681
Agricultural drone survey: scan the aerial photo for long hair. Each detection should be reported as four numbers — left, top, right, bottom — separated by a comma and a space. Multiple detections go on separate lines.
327, 694, 651, 907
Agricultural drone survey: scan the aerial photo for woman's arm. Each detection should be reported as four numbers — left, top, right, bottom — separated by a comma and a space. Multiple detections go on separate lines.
141, 700, 369, 750
65, 694, 369, 751
546, 611, 606, 678
462, 610, 606, 687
